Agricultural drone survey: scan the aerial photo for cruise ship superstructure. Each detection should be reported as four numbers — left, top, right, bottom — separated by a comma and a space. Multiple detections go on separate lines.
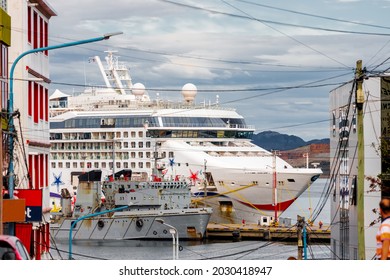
49, 51, 322, 224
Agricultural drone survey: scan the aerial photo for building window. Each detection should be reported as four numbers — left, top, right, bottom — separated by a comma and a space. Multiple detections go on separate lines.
27, 6, 32, 43
44, 21, 48, 55
39, 17, 43, 48
33, 11, 38, 49
28, 81, 48, 123
28, 81, 32, 116
39, 84, 44, 120
33, 82, 38, 123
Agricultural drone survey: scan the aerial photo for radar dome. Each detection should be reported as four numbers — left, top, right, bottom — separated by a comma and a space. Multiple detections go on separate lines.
132, 83, 146, 96
181, 83, 197, 102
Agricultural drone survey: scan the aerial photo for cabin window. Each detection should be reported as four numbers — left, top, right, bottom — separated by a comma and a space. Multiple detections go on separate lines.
287, 179, 295, 182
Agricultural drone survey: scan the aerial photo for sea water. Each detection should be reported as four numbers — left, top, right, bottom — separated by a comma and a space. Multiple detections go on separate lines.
49, 178, 331, 260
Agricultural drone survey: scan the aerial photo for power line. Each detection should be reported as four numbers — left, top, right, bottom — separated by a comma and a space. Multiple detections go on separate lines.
156, 0, 390, 37
234, 0, 390, 31
220, 0, 350, 69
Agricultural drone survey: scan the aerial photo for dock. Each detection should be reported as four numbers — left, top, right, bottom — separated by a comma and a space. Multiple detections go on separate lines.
206, 222, 330, 243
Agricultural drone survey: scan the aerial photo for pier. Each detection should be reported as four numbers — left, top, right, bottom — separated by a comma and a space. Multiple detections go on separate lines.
206, 222, 330, 243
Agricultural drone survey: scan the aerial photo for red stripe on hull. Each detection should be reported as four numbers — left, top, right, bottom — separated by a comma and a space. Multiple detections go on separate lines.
239, 198, 297, 212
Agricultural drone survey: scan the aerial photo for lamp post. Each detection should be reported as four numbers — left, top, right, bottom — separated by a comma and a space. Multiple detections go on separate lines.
155, 218, 179, 260
6, 32, 122, 235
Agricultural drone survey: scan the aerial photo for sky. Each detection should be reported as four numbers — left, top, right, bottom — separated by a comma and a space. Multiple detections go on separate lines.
46, 0, 390, 141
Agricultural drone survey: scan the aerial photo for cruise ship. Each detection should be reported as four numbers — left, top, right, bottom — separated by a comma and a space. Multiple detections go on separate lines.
49, 51, 322, 224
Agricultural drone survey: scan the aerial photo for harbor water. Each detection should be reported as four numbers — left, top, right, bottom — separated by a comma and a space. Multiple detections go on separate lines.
50, 178, 331, 260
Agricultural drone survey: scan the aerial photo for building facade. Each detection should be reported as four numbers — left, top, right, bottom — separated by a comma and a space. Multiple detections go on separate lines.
7, 0, 56, 259
0, 0, 11, 235
329, 75, 388, 259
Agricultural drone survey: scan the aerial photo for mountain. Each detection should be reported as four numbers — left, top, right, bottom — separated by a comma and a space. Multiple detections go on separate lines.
251, 130, 329, 151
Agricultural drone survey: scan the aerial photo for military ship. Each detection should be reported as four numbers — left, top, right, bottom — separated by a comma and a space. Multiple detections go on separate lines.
51, 169, 212, 240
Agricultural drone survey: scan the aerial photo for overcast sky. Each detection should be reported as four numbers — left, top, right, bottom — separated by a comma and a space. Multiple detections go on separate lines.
46, 0, 390, 141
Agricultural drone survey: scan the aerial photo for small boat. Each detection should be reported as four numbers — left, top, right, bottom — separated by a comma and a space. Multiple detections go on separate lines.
51, 169, 212, 240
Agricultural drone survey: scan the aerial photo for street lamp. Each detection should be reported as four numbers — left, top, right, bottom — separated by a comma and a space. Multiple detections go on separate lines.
5, 32, 122, 236
155, 218, 179, 260
7, 32, 123, 199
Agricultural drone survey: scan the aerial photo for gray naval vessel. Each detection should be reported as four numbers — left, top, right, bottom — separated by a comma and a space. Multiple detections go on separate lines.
51, 169, 212, 240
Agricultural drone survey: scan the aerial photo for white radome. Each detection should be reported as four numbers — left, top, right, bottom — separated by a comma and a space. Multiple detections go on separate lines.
181, 83, 197, 102
132, 82, 146, 96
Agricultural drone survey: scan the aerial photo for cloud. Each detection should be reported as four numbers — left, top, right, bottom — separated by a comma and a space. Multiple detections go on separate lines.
47, 0, 390, 141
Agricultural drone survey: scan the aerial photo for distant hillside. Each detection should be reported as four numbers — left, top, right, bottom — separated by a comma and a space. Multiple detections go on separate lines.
252, 130, 329, 151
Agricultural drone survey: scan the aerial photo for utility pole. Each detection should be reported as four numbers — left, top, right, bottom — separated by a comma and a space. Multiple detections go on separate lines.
204, 159, 207, 198
297, 215, 304, 260
356, 60, 366, 260
0, 113, 3, 235
272, 150, 278, 223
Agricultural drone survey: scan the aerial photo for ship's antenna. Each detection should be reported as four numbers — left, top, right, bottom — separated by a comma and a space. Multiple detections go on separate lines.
94, 55, 111, 89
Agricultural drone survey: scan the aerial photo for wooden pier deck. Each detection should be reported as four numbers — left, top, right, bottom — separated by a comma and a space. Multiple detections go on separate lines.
206, 222, 330, 243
